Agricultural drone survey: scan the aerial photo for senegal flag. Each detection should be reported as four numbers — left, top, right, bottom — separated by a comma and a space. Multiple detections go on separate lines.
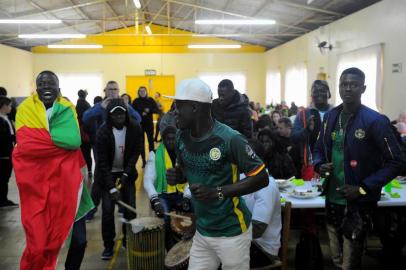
13, 94, 94, 270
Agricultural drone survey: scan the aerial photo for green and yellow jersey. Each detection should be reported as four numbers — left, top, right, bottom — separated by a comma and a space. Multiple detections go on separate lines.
176, 121, 265, 237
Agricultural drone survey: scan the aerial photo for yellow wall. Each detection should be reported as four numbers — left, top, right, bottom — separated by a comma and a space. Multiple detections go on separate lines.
33, 53, 266, 104
265, 0, 406, 119
0, 44, 33, 96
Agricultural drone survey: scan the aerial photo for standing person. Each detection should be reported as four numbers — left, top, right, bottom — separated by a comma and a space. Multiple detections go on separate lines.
95, 98, 143, 259
144, 125, 190, 249
0, 96, 17, 207
313, 67, 406, 269
154, 92, 164, 142
132, 86, 159, 167
166, 78, 268, 270
270, 111, 282, 133
291, 80, 333, 180
212, 79, 253, 138
0, 86, 17, 121
13, 71, 93, 270
76, 89, 92, 178
82, 81, 141, 220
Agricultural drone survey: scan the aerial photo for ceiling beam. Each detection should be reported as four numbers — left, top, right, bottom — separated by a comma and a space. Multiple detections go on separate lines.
67, 0, 104, 32
280, 1, 338, 33
11, 0, 108, 18
165, 0, 310, 32
104, 1, 127, 29
275, 0, 345, 17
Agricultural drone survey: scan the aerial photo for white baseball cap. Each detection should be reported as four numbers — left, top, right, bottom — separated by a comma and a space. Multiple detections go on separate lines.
165, 78, 213, 104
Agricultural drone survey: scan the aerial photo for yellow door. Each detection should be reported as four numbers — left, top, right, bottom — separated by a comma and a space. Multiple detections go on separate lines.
126, 75, 175, 113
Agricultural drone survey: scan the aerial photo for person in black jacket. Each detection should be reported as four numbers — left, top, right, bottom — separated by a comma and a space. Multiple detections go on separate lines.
131, 86, 159, 167
95, 98, 143, 260
0, 96, 17, 208
76, 89, 92, 178
212, 79, 253, 138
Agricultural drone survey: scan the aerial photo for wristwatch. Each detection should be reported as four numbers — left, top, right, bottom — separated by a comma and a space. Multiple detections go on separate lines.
359, 186, 367, 195
216, 186, 224, 201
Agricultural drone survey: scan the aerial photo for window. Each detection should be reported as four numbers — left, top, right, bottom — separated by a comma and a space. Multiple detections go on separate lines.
57, 73, 103, 106
285, 63, 307, 106
266, 70, 281, 105
335, 44, 383, 111
198, 72, 246, 99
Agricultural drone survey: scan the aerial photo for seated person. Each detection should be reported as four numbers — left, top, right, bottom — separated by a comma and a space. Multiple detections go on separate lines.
243, 139, 282, 268
144, 125, 191, 249
258, 128, 296, 179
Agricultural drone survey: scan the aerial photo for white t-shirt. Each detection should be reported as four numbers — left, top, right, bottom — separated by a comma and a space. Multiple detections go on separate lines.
112, 127, 126, 172
243, 177, 282, 256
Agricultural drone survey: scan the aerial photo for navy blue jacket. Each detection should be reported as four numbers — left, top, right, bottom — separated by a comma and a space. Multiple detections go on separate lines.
313, 104, 406, 203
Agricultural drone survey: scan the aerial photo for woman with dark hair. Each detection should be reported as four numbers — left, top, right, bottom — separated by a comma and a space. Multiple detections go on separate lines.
257, 129, 296, 179
121, 93, 132, 105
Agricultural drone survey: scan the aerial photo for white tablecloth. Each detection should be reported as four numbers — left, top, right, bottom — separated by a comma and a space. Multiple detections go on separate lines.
280, 182, 406, 209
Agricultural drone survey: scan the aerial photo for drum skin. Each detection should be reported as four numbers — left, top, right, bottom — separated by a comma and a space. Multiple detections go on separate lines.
170, 212, 196, 240
165, 239, 193, 270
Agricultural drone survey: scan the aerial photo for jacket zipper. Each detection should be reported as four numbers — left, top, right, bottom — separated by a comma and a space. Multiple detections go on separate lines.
384, 137, 394, 159
322, 114, 330, 162
343, 114, 353, 185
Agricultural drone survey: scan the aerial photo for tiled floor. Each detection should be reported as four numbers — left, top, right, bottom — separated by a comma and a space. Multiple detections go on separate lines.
0, 161, 404, 270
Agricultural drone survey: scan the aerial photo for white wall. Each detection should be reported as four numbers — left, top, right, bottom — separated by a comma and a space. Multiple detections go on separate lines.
265, 0, 406, 119
33, 53, 266, 104
0, 44, 33, 97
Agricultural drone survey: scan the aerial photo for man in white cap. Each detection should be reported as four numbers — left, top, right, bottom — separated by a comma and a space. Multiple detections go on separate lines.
166, 78, 269, 270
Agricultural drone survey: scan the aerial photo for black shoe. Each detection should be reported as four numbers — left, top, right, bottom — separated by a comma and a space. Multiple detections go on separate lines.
0, 200, 19, 208
101, 247, 114, 260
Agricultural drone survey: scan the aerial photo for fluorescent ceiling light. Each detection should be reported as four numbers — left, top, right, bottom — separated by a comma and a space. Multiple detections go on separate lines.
145, 25, 152, 35
192, 34, 241, 37
195, 19, 276, 25
18, 34, 86, 39
0, 19, 61, 24
188, 44, 241, 49
133, 0, 141, 9
48, 44, 102, 49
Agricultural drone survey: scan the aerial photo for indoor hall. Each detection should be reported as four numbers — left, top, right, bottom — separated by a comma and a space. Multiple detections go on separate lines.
1, 0, 406, 269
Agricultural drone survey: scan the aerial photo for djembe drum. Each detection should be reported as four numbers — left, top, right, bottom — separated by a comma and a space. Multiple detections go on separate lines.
170, 212, 196, 241
165, 239, 193, 270
127, 217, 165, 270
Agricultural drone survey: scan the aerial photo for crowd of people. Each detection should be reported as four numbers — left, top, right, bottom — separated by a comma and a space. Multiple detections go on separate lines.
0, 66, 406, 270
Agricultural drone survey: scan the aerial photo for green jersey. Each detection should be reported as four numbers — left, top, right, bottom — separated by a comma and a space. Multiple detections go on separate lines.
176, 121, 265, 237
327, 111, 352, 205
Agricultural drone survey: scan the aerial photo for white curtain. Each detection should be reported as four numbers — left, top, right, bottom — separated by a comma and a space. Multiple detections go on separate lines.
266, 70, 281, 105
335, 44, 383, 111
57, 73, 103, 106
198, 72, 246, 99
285, 63, 308, 106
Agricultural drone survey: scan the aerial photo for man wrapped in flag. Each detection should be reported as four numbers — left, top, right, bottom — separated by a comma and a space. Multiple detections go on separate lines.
13, 71, 94, 270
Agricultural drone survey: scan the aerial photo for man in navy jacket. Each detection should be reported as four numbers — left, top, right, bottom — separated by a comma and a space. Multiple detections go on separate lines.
313, 67, 405, 269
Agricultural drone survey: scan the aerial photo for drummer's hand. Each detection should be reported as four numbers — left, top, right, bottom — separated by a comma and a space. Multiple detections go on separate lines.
319, 163, 333, 178
337, 184, 360, 201
109, 188, 121, 202
181, 197, 192, 212
166, 167, 183, 185
190, 184, 217, 202
150, 196, 164, 218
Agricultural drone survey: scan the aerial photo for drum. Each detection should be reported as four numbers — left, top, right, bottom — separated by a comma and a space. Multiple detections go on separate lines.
127, 217, 165, 270
165, 239, 193, 270
170, 212, 196, 240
